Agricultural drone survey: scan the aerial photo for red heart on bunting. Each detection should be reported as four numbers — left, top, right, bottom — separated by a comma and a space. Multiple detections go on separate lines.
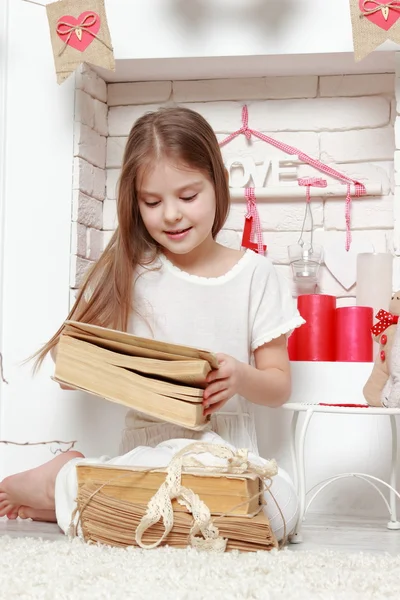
56, 11, 101, 52
360, 1, 400, 31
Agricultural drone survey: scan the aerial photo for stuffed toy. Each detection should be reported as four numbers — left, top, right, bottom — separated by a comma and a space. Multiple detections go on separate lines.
363, 292, 400, 408
382, 313, 400, 408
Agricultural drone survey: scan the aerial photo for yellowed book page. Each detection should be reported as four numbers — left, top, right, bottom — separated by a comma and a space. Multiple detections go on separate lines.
76, 465, 261, 516
57, 336, 204, 402
55, 348, 208, 429
61, 334, 210, 387
76, 464, 260, 492
64, 320, 219, 368
64, 330, 195, 362
78, 486, 277, 550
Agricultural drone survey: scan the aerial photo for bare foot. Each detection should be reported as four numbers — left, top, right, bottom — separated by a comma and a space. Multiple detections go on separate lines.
6, 510, 19, 520
18, 507, 57, 522
0, 451, 84, 519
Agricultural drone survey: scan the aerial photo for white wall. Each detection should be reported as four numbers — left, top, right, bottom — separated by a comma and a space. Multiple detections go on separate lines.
100, 0, 397, 82
0, 0, 7, 482
106, 0, 395, 60
98, 76, 395, 304
0, 0, 126, 480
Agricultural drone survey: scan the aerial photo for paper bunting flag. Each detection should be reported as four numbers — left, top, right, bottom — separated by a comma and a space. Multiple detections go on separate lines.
46, 0, 115, 84
349, 0, 400, 61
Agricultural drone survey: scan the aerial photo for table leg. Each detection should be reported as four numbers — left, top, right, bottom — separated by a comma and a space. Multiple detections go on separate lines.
387, 415, 400, 530
289, 409, 314, 544
290, 411, 299, 493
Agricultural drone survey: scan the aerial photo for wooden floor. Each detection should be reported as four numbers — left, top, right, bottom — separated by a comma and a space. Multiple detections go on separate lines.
1, 513, 399, 554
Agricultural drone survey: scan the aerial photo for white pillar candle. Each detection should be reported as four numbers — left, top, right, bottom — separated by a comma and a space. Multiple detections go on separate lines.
356, 253, 393, 317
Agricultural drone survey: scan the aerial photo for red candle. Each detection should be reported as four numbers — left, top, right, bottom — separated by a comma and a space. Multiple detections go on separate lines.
335, 306, 373, 362
296, 294, 336, 361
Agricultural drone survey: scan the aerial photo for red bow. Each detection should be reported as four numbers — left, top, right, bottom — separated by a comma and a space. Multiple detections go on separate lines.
371, 310, 399, 337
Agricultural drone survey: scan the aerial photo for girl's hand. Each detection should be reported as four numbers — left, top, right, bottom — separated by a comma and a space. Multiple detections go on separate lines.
203, 353, 244, 416
58, 383, 75, 390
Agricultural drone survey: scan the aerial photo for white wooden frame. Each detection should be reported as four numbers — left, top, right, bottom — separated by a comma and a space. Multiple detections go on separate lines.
0, 0, 9, 463
229, 183, 382, 201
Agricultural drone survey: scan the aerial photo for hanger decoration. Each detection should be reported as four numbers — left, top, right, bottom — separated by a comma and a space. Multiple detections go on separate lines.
22, 0, 115, 84
349, 0, 400, 61
219, 106, 366, 254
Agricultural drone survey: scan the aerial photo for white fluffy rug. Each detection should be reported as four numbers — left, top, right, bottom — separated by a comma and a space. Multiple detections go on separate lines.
1, 536, 400, 600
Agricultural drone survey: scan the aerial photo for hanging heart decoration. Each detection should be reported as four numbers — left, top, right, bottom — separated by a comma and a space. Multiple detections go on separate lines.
56, 11, 101, 53
324, 239, 374, 290
359, 0, 400, 31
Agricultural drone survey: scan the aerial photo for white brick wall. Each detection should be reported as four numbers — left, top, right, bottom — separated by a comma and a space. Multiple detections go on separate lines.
72, 71, 396, 302
71, 65, 108, 290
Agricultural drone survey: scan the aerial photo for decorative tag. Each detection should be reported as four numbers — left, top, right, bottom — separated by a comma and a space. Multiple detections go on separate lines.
56, 11, 101, 52
324, 238, 373, 290
349, 0, 400, 61
241, 217, 267, 254
46, 0, 115, 84
362, 0, 400, 29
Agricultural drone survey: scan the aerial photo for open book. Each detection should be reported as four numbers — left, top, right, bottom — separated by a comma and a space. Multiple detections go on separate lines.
54, 320, 219, 429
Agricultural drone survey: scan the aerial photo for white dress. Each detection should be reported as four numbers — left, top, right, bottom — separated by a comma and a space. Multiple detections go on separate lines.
54, 250, 304, 541
121, 249, 304, 455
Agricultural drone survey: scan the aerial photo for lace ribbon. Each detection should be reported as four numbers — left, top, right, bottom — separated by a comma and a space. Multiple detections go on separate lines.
135, 442, 278, 551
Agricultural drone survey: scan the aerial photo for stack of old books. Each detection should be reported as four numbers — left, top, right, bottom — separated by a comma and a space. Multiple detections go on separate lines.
54, 320, 220, 429
75, 463, 278, 552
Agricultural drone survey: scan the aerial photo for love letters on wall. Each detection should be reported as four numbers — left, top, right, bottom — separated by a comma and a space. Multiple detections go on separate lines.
46, 0, 115, 84
349, 0, 400, 61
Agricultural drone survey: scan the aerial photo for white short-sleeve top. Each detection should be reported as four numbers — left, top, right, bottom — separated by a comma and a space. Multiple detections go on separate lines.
122, 250, 304, 455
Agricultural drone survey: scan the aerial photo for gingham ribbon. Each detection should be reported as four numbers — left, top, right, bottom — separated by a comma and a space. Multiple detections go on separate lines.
371, 309, 399, 337
245, 187, 264, 255
219, 106, 366, 251
298, 177, 328, 203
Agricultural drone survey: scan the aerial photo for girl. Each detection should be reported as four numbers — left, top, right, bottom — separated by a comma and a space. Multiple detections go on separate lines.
0, 107, 303, 541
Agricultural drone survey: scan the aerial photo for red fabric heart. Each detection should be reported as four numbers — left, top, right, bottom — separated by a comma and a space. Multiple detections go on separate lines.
56, 11, 101, 52
360, 0, 400, 31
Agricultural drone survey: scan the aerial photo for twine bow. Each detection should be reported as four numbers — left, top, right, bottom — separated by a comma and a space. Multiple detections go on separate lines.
360, 0, 400, 18
371, 309, 399, 336
56, 12, 113, 57
245, 187, 264, 255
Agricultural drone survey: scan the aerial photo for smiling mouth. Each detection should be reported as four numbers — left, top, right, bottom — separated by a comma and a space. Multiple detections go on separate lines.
164, 227, 192, 234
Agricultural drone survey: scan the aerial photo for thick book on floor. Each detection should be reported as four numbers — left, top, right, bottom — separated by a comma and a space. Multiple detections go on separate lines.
54, 320, 219, 429
76, 463, 263, 517
76, 466, 277, 552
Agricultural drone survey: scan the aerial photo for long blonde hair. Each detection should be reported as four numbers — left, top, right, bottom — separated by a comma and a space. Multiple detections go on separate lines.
33, 107, 230, 370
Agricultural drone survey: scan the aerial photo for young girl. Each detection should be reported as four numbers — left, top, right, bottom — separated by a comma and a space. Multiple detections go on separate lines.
0, 107, 303, 541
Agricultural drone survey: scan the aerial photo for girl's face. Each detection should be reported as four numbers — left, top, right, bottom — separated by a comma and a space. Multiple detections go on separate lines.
137, 158, 216, 260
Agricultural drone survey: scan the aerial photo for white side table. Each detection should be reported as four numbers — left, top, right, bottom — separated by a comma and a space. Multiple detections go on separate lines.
282, 403, 400, 543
